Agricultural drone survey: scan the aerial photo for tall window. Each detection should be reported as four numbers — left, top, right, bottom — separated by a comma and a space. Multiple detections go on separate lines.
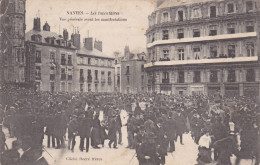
246, 69, 255, 82
178, 10, 183, 21
88, 84, 91, 92
61, 68, 66, 80
227, 69, 236, 82
35, 66, 41, 80
67, 69, 72, 80
178, 71, 185, 83
210, 46, 217, 58
210, 6, 217, 18
194, 71, 201, 83
108, 71, 112, 83
95, 70, 98, 80
193, 48, 200, 60
227, 23, 235, 34
246, 1, 253, 12
178, 49, 184, 60
227, 3, 234, 13
152, 33, 155, 42
246, 21, 254, 32
163, 49, 169, 59
50, 52, 55, 63
162, 72, 169, 83
61, 82, 66, 92
246, 43, 254, 57
209, 25, 217, 36
162, 30, 169, 40
163, 12, 168, 22
193, 29, 200, 37
80, 84, 84, 92
36, 51, 41, 63
177, 29, 184, 39
228, 45, 236, 58
101, 71, 105, 82
141, 64, 145, 72
61, 54, 66, 65
68, 55, 72, 65
80, 69, 84, 82
210, 70, 218, 82
88, 58, 91, 65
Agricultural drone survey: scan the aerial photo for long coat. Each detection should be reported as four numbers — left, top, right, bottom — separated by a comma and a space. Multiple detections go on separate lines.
164, 118, 176, 141
176, 114, 187, 135
91, 117, 101, 145
137, 142, 159, 165
108, 118, 117, 141
154, 125, 168, 156
78, 117, 92, 138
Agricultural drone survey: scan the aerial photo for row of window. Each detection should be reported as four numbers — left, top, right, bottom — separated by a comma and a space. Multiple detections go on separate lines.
35, 82, 73, 93
153, 1, 256, 25
35, 51, 73, 65
152, 43, 255, 61
159, 69, 256, 84
79, 69, 112, 83
35, 66, 73, 81
31, 35, 73, 48
149, 21, 254, 42
79, 83, 112, 92
77, 56, 113, 67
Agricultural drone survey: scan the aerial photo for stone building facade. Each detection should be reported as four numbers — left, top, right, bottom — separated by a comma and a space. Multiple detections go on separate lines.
25, 18, 77, 92
0, 0, 26, 83
121, 46, 147, 94
75, 38, 115, 93
145, 0, 260, 97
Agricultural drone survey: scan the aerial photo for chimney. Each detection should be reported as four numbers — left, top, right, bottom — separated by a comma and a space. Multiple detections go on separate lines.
63, 29, 68, 41
43, 22, 50, 31
33, 18, 41, 31
84, 37, 93, 51
71, 31, 80, 49
94, 39, 102, 52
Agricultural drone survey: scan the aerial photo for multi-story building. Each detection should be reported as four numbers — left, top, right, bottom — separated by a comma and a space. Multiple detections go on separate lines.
25, 18, 77, 92
114, 51, 124, 92
121, 46, 147, 94
0, 0, 26, 83
145, 0, 260, 97
76, 37, 115, 93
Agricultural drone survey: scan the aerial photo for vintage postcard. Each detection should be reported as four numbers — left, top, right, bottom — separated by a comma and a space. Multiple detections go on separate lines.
0, 0, 260, 165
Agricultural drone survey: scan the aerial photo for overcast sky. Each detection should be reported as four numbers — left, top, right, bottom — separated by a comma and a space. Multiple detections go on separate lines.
25, 0, 156, 56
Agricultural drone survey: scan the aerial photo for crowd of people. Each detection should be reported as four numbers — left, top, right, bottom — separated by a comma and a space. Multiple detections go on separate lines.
0, 84, 259, 165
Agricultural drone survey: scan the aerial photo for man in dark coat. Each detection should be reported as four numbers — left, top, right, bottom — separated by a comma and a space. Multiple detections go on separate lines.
164, 112, 176, 152
137, 132, 160, 165
126, 113, 135, 148
0, 140, 20, 165
154, 121, 168, 165
78, 112, 92, 152
108, 114, 118, 149
68, 115, 79, 152
45, 114, 55, 148
0, 124, 6, 153
175, 112, 187, 145
53, 111, 67, 149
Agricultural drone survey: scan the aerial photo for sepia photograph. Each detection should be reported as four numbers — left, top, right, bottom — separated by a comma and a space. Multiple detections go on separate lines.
0, 0, 260, 164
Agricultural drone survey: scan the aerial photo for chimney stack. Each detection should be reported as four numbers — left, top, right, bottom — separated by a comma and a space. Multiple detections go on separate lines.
33, 18, 41, 31
84, 37, 93, 51
63, 29, 68, 41
94, 39, 102, 52
43, 22, 50, 31
71, 27, 80, 49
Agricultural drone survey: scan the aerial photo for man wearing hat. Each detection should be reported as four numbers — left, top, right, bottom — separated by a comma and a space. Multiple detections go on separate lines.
0, 140, 21, 165
164, 112, 176, 153
108, 112, 118, 149
78, 112, 92, 152
68, 115, 79, 152
115, 109, 122, 145
137, 132, 160, 165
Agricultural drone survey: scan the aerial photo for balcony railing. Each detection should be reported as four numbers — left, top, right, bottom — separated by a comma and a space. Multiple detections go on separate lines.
147, 32, 257, 48
144, 56, 258, 68
162, 79, 169, 84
